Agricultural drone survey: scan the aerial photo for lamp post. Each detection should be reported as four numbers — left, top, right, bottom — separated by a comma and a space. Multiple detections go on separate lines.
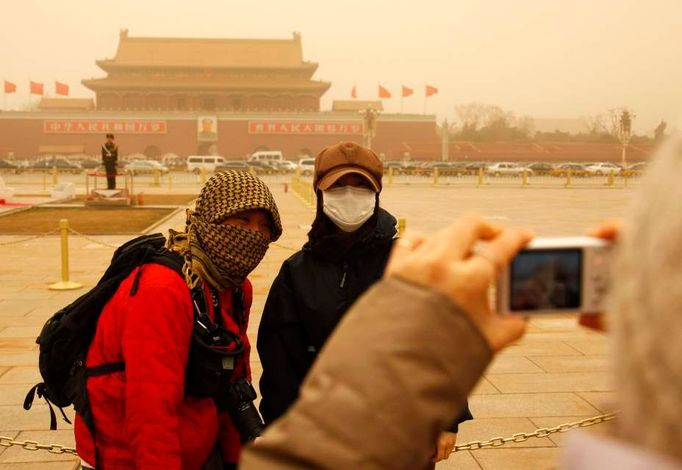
611, 108, 634, 167
360, 108, 378, 150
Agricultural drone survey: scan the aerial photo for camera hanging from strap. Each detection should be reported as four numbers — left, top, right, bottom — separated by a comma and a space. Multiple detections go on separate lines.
185, 284, 244, 399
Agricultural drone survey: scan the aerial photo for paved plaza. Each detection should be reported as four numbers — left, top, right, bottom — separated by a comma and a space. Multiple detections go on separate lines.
0, 174, 636, 469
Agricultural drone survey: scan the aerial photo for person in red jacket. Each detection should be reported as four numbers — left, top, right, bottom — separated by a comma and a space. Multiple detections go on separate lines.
74, 170, 282, 470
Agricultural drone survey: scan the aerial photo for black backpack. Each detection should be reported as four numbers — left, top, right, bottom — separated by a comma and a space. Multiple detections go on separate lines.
23, 233, 187, 435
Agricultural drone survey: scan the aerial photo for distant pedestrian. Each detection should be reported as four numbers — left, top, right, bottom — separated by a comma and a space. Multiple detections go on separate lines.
101, 133, 118, 190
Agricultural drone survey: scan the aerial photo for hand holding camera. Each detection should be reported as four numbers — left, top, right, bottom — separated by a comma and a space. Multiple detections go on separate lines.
386, 213, 532, 352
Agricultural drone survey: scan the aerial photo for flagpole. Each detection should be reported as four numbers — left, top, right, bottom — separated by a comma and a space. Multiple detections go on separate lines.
401, 95, 404, 114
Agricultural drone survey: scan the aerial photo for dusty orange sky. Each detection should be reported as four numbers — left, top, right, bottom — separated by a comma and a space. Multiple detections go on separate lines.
1, 0, 680, 133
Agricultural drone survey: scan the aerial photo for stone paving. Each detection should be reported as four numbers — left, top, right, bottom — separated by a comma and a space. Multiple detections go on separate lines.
0, 175, 636, 469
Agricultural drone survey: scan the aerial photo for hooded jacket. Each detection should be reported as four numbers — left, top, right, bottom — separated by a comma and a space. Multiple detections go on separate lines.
257, 208, 472, 431
74, 263, 253, 469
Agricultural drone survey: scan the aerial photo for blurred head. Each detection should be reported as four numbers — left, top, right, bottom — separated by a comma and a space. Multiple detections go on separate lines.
105, 133, 114, 141
313, 142, 383, 233
187, 170, 282, 290
608, 131, 682, 461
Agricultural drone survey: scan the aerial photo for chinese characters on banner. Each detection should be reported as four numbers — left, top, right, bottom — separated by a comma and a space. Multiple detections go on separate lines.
43, 120, 167, 134
248, 121, 362, 135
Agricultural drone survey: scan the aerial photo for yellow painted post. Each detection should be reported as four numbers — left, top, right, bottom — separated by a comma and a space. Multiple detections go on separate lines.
152, 169, 160, 187
48, 219, 83, 291
200, 167, 207, 185
397, 217, 406, 237
565, 168, 573, 188
388, 166, 394, 186
42, 174, 47, 192
477, 167, 485, 187
522, 168, 529, 187
52, 166, 58, 185
168, 173, 173, 191
607, 170, 615, 187
433, 167, 439, 186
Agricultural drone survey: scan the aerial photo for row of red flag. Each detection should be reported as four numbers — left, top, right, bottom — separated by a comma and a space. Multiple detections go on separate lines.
352, 84, 438, 99
3, 80, 69, 96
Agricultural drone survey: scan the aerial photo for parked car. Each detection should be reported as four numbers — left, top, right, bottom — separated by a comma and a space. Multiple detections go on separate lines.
248, 160, 279, 174
71, 157, 100, 170
275, 160, 297, 172
248, 150, 284, 163
28, 157, 82, 173
551, 163, 587, 177
125, 160, 169, 175
215, 161, 253, 172
486, 162, 532, 176
584, 162, 622, 176
0, 159, 20, 174
186, 155, 227, 174
297, 157, 315, 176
525, 162, 554, 175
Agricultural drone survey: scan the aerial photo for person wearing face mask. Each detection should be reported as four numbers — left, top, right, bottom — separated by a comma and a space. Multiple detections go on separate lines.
257, 142, 472, 466
73, 171, 282, 470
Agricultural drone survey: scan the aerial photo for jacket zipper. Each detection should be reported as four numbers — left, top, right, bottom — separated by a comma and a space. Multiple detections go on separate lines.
339, 263, 348, 288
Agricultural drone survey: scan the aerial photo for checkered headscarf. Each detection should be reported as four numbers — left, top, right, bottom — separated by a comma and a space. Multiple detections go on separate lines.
169, 171, 282, 291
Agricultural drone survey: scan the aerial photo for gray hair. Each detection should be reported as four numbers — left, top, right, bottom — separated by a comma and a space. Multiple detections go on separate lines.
609, 130, 682, 460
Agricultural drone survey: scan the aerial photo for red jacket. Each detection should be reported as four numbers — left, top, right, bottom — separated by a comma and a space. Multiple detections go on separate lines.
74, 263, 253, 469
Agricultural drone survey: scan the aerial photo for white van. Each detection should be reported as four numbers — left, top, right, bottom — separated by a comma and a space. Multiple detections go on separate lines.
186, 155, 226, 174
248, 150, 283, 163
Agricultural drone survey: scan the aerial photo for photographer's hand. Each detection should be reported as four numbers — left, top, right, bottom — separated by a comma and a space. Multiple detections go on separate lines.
386, 214, 532, 352
579, 218, 623, 332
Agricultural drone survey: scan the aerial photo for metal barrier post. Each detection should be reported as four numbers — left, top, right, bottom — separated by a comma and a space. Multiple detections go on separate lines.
168, 173, 173, 191
522, 169, 529, 187
200, 167, 207, 185
477, 167, 485, 187
565, 169, 572, 188
433, 167, 439, 186
152, 169, 160, 187
607, 170, 615, 187
52, 166, 58, 185
48, 219, 83, 291
397, 217, 406, 237
388, 166, 394, 186
42, 174, 47, 192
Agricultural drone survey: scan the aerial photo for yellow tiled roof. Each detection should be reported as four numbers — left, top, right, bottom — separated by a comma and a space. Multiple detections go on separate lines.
100, 30, 313, 69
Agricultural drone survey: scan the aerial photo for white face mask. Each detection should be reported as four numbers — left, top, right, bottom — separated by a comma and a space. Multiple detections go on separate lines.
322, 186, 377, 232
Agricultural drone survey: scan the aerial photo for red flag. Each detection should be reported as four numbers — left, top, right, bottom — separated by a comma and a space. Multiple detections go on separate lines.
30, 81, 44, 95
4, 81, 16, 93
401, 85, 413, 98
351, 85, 357, 99
425, 85, 438, 97
55, 81, 69, 96
378, 85, 391, 99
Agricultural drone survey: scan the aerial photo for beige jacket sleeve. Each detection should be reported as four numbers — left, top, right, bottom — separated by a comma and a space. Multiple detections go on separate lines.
241, 277, 492, 470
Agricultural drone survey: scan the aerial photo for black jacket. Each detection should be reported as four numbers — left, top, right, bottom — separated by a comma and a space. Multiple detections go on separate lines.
257, 208, 473, 431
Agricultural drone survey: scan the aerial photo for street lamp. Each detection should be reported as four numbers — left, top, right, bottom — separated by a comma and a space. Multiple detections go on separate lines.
360, 108, 378, 149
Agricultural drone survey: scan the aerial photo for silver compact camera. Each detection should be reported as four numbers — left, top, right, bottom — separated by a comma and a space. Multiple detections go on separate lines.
496, 237, 612, 315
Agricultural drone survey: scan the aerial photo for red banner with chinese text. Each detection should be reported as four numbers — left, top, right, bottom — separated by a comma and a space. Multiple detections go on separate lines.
43, 120, 167, 134
248, 121, 362, 135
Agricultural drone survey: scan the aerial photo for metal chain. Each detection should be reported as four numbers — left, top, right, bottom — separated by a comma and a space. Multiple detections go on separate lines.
0, 412, 616, 458
67, 227, 121, 248
0, 435, 77, 455
453, 412, 617, 452
0, 228, 60, 246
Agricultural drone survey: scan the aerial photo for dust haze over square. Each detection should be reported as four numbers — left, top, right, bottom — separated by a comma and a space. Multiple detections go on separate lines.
1, 0, 680, 133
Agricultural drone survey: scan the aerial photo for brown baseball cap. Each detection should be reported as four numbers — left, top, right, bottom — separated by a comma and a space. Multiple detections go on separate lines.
314, 142, 383, 192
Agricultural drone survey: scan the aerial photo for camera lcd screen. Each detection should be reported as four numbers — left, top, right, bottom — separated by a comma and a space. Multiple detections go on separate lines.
509, 249, 582, 311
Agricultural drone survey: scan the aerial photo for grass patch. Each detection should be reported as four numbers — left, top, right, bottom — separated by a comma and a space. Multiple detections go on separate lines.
0, 207, 177, 234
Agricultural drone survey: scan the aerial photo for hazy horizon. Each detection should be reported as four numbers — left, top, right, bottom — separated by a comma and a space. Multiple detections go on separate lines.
2, 0, 681, 134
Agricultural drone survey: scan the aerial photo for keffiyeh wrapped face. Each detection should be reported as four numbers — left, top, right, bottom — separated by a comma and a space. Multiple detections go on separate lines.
170, 170, 282, 291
